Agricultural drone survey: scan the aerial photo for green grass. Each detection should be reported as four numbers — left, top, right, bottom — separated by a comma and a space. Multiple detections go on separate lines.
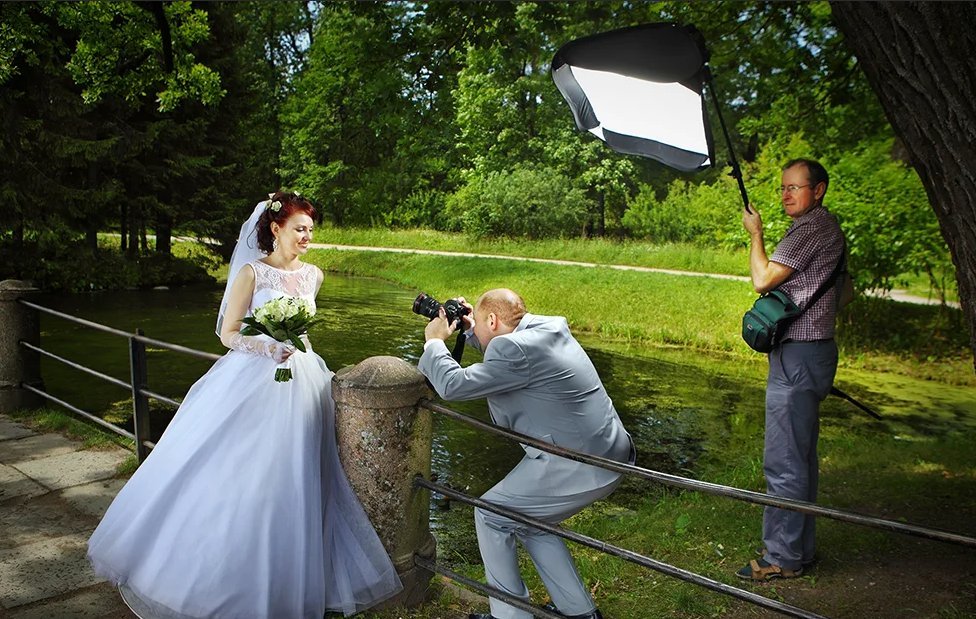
315, 226, 963, 304
314, 226, 749, 277
305, 249, 754, 351
7, 407, 133, 451
303, 248, 974, 387
362, 428, 976, 618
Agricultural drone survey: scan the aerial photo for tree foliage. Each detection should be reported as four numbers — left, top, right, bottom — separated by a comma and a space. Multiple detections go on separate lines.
0, 0, 960, 320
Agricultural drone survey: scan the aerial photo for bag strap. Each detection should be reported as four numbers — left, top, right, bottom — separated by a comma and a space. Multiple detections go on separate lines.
796, 244, 847, 316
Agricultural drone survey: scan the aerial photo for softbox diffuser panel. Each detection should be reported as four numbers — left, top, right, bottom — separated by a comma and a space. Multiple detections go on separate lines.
552, 23, 715, 172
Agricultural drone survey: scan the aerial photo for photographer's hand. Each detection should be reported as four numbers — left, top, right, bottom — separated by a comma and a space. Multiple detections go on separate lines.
424, 307, 458, 342
456, 296, 475, 331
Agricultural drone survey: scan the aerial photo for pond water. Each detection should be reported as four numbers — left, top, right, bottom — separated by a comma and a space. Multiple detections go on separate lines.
32, 273, 976, 560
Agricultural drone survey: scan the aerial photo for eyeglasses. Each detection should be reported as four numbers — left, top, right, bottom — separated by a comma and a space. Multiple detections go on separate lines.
778, 184, 813, 194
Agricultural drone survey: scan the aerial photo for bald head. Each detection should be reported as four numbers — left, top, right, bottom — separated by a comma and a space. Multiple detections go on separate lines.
476, 288, 526, 329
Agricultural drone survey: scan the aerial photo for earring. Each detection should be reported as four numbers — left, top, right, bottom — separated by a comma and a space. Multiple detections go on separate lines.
272, 239, 278, 252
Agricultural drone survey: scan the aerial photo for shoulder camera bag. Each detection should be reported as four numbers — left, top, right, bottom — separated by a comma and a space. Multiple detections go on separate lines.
742, 251, 847, 353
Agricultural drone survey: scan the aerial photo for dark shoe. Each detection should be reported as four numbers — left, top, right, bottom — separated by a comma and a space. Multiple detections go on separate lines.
736, 558, 803, 581
468, 614, 498, 619
542, 602, 604, 619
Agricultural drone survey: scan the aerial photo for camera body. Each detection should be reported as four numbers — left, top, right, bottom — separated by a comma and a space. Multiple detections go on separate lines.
412, 293, 470, 326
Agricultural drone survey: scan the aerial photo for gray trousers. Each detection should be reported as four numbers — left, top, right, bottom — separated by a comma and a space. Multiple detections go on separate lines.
762, 339, 838, 571
474, 477, 622, 619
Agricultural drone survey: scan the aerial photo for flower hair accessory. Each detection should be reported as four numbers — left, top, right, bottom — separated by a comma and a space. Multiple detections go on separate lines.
266, 192, 282, 212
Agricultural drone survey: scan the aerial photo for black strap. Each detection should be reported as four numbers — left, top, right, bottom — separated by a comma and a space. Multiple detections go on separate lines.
450, 330, 466, 363
422, 328, 467, 393
801, 247, 847, 315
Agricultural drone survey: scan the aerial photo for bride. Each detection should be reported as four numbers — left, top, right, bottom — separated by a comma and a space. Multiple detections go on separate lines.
88, 192, 402, 618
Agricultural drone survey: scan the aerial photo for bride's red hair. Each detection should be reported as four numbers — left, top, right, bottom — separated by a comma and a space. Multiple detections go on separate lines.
256, 192, 316, 254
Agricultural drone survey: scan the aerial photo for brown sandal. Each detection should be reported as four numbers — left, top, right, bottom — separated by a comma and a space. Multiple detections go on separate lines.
736, 558, 803, 581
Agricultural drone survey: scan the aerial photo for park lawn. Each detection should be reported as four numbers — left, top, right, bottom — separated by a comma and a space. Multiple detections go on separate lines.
313, 226, 749, 277
302, 247, 974, 387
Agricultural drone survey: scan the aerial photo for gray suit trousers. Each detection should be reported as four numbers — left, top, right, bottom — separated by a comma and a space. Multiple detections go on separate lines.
762, 339, 837, 571
475, 468, 622, 619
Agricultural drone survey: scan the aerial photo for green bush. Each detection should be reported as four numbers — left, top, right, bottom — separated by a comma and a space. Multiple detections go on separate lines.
445, 166, 591, 238
135, 253, 216, 288
621, 176, 741, 246
384, 188, 448, 229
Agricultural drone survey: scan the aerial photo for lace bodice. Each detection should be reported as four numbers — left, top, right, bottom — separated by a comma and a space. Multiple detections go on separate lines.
249, 260, 318, 314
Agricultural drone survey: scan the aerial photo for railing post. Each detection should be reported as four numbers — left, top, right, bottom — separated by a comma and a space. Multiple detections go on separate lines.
129, 329, 151, 462
332, 355, 434, 607
0, 280, 43, 412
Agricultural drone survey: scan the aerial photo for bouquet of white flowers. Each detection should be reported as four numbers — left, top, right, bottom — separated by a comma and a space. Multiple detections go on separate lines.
241, 296, 318, 382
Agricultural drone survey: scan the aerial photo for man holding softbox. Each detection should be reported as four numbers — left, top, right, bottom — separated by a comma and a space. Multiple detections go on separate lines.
738, 158, 848, 581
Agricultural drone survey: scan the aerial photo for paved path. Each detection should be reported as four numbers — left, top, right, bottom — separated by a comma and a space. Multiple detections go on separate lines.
309, 243, 961, 309
0, 415, 133, 618
0, 415, 478, 619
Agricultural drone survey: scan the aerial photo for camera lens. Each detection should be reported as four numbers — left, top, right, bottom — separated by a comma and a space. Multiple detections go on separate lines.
412, 293, 442, 320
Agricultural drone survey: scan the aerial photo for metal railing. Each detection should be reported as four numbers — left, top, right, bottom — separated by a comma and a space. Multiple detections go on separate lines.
18, 299, 219, 461
417, 399, 976, 618
14, 298, 975, 618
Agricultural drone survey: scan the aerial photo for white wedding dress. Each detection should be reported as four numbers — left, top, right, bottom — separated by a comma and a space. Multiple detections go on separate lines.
88, 260, 402, 618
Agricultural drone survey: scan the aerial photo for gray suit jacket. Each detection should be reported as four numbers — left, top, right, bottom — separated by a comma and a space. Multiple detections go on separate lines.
419, 313, 634, 496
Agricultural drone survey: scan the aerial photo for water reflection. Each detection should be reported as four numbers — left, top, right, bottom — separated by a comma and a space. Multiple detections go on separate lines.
33, 274, 976, 561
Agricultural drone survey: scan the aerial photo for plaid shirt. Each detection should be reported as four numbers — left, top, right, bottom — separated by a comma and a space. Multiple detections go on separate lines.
771, 205, 846, 341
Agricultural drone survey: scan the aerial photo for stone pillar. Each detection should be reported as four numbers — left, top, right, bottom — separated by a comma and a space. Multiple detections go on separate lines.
0, 280, 43, 412
332, 355, 435, 607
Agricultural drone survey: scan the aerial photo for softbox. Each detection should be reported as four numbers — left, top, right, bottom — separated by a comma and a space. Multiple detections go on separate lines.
552, 23, 714, 172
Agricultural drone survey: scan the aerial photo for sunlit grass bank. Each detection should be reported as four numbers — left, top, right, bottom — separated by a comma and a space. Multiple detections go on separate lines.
303, 247, 973, 386
315, 226, 748, 277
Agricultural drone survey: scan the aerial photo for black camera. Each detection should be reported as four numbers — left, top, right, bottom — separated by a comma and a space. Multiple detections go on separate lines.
412, 293, 470, 326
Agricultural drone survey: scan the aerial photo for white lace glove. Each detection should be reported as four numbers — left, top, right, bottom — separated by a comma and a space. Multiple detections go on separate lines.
227, 332, 295, 363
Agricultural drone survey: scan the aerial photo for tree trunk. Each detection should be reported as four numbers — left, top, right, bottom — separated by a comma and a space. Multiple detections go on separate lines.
85, 227, 98, 256
831, 2, 976, 370
120, 203, 128, 253
596, 192, 605, 237
12, 216, 23, 248
127, 203, 139, 259
156, 212, 172, 255
140, 222, 149, 254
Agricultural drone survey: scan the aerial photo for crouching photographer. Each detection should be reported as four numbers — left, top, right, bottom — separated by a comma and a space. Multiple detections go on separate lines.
415, 287, 634, 619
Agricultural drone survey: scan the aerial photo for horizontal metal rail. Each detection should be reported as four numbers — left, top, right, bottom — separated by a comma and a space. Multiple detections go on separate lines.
141, 388, 180, 408
20, 383, 135, 442
421, 399, 976, 549
133, 334, 220, 362
20, 341, 132, 391
415, 476, 828, 619
19, 299, 192, 457
20, 299, 135, 338
413, 555, 562, 619
20, 298, 222, 362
